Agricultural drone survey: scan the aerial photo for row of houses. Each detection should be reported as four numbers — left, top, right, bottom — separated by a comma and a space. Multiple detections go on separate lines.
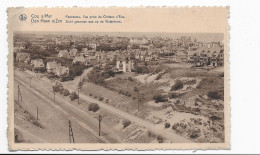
172, 46, 224, 67
15, 53, 70, 76
187, 46, 224, 67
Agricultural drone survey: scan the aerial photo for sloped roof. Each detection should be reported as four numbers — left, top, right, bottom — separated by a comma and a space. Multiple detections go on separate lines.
194, 46, 223, 57
16, 52, 30, 60
59, 50, 69, 55
47, 61, 58, 69
73, 55, 86, 62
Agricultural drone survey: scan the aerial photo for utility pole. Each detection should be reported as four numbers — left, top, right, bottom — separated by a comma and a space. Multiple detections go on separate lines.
78, 77, 82, 104
17, 85, 22, 103
53, 91, 56, 106
68, 120, 75, 143
137, 90, 140, 111
77, 87, 80, 104
27, 75, 33, 88
36, 106, 39, 120
96, 115, 107, 136
134, 87, 140, 111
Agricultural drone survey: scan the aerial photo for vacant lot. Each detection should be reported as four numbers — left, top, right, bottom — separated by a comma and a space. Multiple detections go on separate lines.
81, 62, 224, 143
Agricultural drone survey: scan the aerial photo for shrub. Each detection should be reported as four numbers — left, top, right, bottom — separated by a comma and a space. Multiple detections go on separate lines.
171, 80, 183, 91
70, 91, 78, 101
122, 120, 131, 128
164, 122, 171, 128
53, 82, 63, 93
89, 93, 93, 96
59, 87, 64, 94
119, 90, 132, 97
153, 94, 168, 103
148, 131, 153, 137
207, 90, 221, 99
192, 107, 201, 112
99, 97, 104, 101
210, 115, 222, 121
128, 77, 133, 81
63, 89, 70, 96
175, 100, 181, 105
88, 103, 100, 112
155, 73, 163, 80
170, 93, 178, 99
189, 128, 201, 139
172, 124, 178, 130
219, 72, 224, 77
157, 135, 164, 143
162, 104, 168, 109
78, 81, 83, 89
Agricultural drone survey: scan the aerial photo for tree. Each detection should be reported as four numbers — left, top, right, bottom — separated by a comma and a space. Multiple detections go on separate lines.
171, 80, 183, 91
70, 91, 79, 101
207, 90, 221, 100
24, 41, 32, 49
153, 94, 168, 103
88, 103, 99, 112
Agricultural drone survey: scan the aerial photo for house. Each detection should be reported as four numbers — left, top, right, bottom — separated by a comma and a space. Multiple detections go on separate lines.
107, 52, 117, 62
217, 50, 224, 66
85, 56, 97, 66
139, 51, 147, 61
69, 48, 78, 58
130, 37, 148, 45
88, 43, 97, 51
58, 50, 69, 58
73, 55, 86, 64
13, 46, 25, 53
55, 63, 70, 77
16, 52, 30, 63
134, 50, 142, 60
187, 51, 197, 63
46, 61, 70, 76
172, 55, 178, 62
176, 51, 187, 62
95, 52, 107, 63
116, 55, 134, 72
147, 51, 158, 61
31, 59, 45, 71
46, 61, 58, 73
189, 46, 224, 67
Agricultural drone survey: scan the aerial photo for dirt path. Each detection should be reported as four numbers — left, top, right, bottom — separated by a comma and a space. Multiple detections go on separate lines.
62, 67, 93, 91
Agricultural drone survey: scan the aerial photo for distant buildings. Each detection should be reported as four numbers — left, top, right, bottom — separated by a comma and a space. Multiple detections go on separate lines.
188, 46, 224, 67
31, 59, 45, 71
14, 33, 225, 79
58, 50, 70, 58
73, 55, 86, 64
130, 37, 148, 45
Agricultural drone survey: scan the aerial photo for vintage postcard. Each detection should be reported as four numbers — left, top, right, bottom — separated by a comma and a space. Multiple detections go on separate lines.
7, 7, 230, 150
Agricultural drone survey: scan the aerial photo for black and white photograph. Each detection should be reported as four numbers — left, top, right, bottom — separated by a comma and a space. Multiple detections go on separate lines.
13, 31, 225, 144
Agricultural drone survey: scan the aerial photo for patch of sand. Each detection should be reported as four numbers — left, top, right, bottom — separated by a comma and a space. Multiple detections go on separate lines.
134, 73, 159, 84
